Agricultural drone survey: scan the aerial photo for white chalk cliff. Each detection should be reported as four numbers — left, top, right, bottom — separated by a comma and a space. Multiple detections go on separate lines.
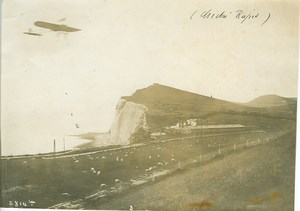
108, 99, 148, 145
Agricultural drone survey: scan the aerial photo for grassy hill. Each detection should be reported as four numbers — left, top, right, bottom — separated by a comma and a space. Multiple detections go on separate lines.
122, 84, 296, 130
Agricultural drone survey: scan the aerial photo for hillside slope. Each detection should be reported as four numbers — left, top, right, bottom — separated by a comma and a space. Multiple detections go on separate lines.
90, 131, 296, 211
122, 84, 255, 129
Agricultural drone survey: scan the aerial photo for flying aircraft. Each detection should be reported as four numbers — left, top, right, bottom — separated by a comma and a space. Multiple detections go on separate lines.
23, 19, 81, 36
34, 21, 81, 32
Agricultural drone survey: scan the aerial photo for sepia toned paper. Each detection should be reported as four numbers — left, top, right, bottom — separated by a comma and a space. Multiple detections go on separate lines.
1, 0, 299, 210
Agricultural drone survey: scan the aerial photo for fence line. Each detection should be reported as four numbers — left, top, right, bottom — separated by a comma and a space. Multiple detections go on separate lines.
177, 135, 278, 170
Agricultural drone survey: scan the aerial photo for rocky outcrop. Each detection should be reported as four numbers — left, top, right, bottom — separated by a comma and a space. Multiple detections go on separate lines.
108, 99, 148, 145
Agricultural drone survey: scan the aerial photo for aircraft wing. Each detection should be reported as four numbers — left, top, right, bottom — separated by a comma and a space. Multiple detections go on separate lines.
34, 21, 81, 32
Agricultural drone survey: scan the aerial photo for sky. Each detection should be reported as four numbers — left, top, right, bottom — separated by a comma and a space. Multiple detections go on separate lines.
1, 0, 299, 155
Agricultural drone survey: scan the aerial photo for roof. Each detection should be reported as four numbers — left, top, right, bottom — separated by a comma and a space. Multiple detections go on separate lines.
186, 124, 246, 129
151, 132, 167, 136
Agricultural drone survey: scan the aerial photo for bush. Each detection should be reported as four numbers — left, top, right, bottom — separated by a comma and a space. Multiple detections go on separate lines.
130, 127, 152, 144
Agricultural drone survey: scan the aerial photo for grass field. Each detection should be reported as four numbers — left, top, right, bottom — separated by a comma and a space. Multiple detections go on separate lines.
87, 130, 296, 211
1, 127, 291, 209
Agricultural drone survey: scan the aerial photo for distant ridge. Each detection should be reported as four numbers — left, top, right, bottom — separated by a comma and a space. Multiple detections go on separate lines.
245, 95, 297, 108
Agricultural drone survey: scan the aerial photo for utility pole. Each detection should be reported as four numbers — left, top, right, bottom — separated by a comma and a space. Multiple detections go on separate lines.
5, 159, 8, 188
63, 138, 65, 151
53, 139, 56, 153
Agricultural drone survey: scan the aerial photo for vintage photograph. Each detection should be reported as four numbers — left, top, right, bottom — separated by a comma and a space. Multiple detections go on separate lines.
1, 0, 299, 210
